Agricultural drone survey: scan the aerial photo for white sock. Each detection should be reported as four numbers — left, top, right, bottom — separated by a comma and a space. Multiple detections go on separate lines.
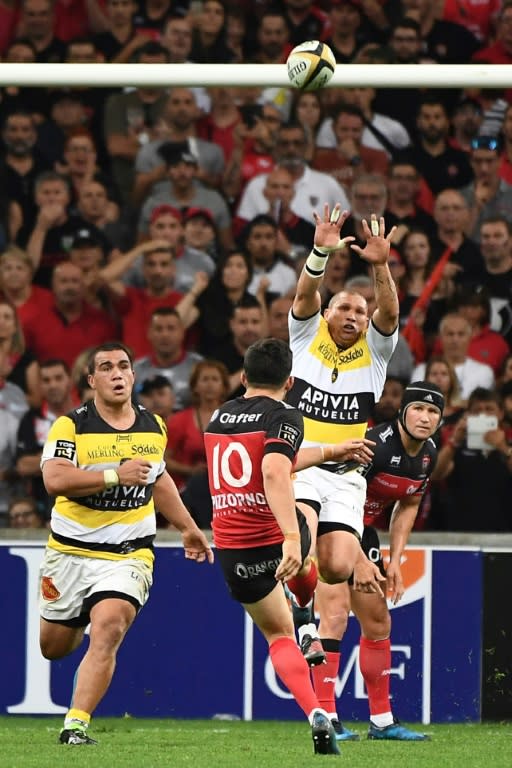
298, 622, 319, 644
370, 712, 394, 728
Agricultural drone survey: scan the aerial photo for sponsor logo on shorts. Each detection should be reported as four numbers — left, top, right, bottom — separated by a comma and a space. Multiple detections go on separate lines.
234, 559, 281, 579
41, 576, 60, 601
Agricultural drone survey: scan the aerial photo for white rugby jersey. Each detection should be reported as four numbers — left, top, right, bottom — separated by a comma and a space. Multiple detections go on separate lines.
288, 312, 398, 448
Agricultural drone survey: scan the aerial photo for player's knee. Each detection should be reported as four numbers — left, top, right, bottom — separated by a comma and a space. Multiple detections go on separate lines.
319, 564, 352, 584
40, 637, 75, 660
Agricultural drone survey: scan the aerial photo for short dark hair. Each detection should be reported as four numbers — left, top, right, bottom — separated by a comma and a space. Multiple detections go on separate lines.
150, 306, 182, 322
40, 358, 71, 374
468, 386, 502, 409
87, 342, 134, 374
243, 338, 292, 389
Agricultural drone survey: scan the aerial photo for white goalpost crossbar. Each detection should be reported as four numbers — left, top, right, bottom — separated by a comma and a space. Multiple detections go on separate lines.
0, 62, 511, 88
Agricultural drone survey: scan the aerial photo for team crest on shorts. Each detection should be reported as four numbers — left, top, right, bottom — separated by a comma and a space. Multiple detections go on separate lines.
41, 576, 60, 601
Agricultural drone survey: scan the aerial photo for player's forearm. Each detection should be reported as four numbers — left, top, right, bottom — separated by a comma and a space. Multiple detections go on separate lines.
264, 474, 301, 537
372, 262, 399, 331
43, 462, 109, 497
153, 471, 200, 532
389, 502, 418, 564
295, 445, 325, 472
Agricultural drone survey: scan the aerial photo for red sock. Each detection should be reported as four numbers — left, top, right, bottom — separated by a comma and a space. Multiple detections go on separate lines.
269, 637, 319, 717
287, 559, 318, 608
312, 651, 340, 713
359, 636, 391, 717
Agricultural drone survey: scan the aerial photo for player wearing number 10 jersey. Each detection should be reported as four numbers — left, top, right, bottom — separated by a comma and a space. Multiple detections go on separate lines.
204, 338, 375, 756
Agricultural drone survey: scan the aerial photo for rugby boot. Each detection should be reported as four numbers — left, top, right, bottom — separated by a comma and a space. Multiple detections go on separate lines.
331, 717, 360, 741
368, 718, 430, 741
59, 726, 98, 745
311, 711, 340, 755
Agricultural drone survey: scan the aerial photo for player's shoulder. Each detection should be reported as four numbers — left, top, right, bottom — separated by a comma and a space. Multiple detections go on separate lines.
367, 420, 400, 443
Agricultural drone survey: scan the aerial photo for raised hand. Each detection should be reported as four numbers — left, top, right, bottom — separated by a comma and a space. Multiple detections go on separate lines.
313, 203, 354, 253
350, 214, 396, 266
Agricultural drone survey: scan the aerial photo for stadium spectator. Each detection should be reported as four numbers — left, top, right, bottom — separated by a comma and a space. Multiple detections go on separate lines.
413, 313, 495, 399
440, 0, 501, 43
21, 170, 107, 287
324, 0, 365, 63
237, 122, 350, 223
0, 389, 23, 524
208, 295, 267, 398
477, 217, 512, 348
0, 38, 48, 123
132, 87, 225, 208
384, 158, 436, 242
266, 295, 293, 343
222, 101, 283, 204
165, 359, 229, 491
7, 495, 45, 528
424, 355, 465, 423
289, 90, 324, 163
57, 128, 118, 208
2, 110, 51, 230
401, 0, 480, 64
103, 41, 169, 204
0, 297, 40, 407
455, 288, 510, 376
189, 0, 234, 64
313, 103, 389, 192
18, 0, 66, 62
138, 147, 233, 253
472, 1, 512, 68
75, 179, 131, 251
460, 136, 512, 241
0, 245, 53, 337
132, 0, 172, 37
133, 307, 203, 411
341, 173, 388, 273
250, 7, 292, 64
182, 206, 220, 269
241, 214, 297, 298
430, 188, 485, 289
36, 90, 94, 169
23, 260, 116, 369
196, 86, 241, 164
449, 98, 484, 154
137, 373, 175, 421
194, 250, 261, 355
370, 375, 406, 425
411, 96, 474, 196
431, 386, 512, 531
93, 0, 144, 63
15, 358, 75, 517
281, 0, 329, 46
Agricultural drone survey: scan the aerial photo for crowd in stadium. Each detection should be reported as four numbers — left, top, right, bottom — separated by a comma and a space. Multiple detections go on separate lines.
1, 0, 512, 532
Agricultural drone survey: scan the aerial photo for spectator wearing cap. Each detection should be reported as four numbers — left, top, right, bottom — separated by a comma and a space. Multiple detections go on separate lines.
134, 306, 203, 411
411, 96, 474, 197
23, 260, 116, 369
237, 121, 349, 223
138, 374, 175, 421
449, 98, 484, 154
0, 245, 53, 338
182, 207, 219, 270
240, 214, 297, 299
18, 0, 66, 62
68, 226, 113, 309
459, 136, 512, 241
138, 146, 234, 253
21, 170, 109, 287
133, 88, 225, 208
103, 41, 170, 205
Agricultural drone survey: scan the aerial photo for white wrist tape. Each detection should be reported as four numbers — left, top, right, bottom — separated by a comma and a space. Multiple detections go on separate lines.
305, 246, 329, 277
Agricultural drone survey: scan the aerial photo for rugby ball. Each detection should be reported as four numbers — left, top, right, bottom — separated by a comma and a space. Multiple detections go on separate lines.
286, 40, 336, 92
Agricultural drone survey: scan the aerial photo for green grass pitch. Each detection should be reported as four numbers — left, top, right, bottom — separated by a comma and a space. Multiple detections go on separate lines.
1, 717, 511, 768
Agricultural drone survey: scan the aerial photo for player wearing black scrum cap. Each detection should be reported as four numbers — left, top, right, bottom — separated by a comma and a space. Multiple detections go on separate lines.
293, 381, 443, 742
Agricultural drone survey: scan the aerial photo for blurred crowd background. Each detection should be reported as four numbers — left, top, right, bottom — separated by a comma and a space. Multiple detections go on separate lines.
1, 0, 512, 533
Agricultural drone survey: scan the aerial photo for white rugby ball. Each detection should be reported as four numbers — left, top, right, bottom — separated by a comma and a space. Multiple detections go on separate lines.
286, 40, 336, 92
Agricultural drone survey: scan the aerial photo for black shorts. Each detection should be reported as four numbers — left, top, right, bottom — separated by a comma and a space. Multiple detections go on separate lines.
216, 510, 311, 604
348, 525, 386, 586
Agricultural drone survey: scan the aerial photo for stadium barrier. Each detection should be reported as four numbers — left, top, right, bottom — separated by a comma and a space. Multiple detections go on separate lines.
2, 533, 509, 723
